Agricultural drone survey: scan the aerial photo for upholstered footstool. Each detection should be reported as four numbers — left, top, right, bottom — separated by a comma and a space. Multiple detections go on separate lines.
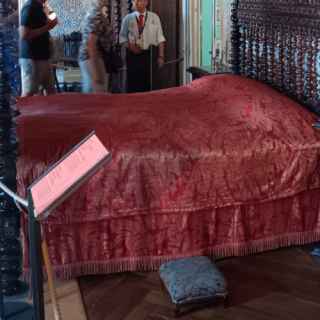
159, 256, 228, 317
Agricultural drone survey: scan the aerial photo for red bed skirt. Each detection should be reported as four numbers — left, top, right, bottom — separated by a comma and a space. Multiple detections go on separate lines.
23, 188, 320, 279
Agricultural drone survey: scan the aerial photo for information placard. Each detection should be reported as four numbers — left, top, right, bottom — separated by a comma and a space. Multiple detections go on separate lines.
29, 132, 111, 218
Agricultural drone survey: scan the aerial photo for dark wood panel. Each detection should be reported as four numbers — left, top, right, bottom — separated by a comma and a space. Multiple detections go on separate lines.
151, 0, 180, 89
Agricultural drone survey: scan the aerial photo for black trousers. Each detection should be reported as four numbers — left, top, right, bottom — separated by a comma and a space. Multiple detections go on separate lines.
126, 48, 156, 93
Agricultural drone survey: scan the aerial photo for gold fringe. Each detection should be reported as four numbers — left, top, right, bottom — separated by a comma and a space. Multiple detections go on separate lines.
23, 230, 320, 280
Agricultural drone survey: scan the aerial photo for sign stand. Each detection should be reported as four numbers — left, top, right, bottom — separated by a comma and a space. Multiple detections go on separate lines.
27, 192, 44, 320
0, 132, 112, 320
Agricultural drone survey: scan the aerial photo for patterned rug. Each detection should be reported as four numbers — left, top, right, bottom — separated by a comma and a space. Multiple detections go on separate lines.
44, 279, 87, 320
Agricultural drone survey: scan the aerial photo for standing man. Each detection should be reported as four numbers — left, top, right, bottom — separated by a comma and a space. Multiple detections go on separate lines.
19, 0, 58, 96
119, 0, 166, 93
78, 0, 113, 93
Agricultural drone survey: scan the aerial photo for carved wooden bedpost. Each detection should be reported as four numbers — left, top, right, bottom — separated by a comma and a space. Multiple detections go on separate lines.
0, 0, 27, 296
230, 0, 240, 74
234, 0, 320, 115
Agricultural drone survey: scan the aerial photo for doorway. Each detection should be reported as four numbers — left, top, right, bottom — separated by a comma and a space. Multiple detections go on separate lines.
182, 0, 233, 77
148, 0, 182, 90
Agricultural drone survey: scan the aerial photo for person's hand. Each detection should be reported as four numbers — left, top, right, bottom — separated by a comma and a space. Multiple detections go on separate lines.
128, 43, 142, 54
47, 17, 58, 30
93, 76, 104, 85
158, 56, 165, 68
92, 72, 104, 86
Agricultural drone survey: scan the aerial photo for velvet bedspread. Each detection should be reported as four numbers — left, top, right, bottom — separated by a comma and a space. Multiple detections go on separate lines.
17, 75, 320, 278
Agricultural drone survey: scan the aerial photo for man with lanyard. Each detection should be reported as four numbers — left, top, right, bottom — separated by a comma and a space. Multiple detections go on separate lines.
119, 0, 166, 93
19, 0, 58, 96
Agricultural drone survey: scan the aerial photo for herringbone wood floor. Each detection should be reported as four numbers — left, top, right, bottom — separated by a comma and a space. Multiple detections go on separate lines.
79, 247, 320, 320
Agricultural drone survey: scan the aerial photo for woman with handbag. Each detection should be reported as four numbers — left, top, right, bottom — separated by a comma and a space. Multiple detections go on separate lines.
78, 0, 114, 93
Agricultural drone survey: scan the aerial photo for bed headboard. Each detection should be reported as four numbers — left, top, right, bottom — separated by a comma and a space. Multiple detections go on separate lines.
230, 0, 320, 115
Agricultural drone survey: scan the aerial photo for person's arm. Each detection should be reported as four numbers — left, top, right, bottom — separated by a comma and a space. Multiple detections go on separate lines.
81, 9, 105, 80
158, 42, 165, 68
20, 5, 58, 41
20, 18, 57, 40
128, 42, 142, 54
156, 16, 166, 68
87, 33, 103, 83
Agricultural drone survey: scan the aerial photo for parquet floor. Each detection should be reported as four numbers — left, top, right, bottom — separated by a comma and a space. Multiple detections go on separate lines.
79, 247, 320, 320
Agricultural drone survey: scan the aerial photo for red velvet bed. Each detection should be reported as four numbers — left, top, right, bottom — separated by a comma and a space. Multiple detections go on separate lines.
17, 73, 320, 278
17, 0, 320, 279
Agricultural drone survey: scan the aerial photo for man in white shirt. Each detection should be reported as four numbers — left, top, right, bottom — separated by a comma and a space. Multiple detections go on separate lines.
119, 0, 166, 92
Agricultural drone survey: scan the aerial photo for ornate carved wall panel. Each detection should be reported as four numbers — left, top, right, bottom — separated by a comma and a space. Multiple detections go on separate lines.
48, 0, 130, 36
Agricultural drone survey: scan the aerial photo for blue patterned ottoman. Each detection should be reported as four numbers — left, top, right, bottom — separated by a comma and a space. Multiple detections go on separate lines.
159, 256, 228, 316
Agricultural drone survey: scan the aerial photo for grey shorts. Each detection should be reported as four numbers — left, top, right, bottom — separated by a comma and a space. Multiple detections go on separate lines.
19, 58, 55, 96
79, 57, 109, 93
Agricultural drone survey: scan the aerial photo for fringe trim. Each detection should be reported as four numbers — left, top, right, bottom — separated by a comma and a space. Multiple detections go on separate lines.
23, 230, 320, 281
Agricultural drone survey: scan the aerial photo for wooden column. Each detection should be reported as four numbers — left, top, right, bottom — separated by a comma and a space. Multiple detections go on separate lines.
0, 0, 26, 297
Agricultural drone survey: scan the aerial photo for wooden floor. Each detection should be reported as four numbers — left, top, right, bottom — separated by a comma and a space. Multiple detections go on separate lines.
79, 246, 320, 320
